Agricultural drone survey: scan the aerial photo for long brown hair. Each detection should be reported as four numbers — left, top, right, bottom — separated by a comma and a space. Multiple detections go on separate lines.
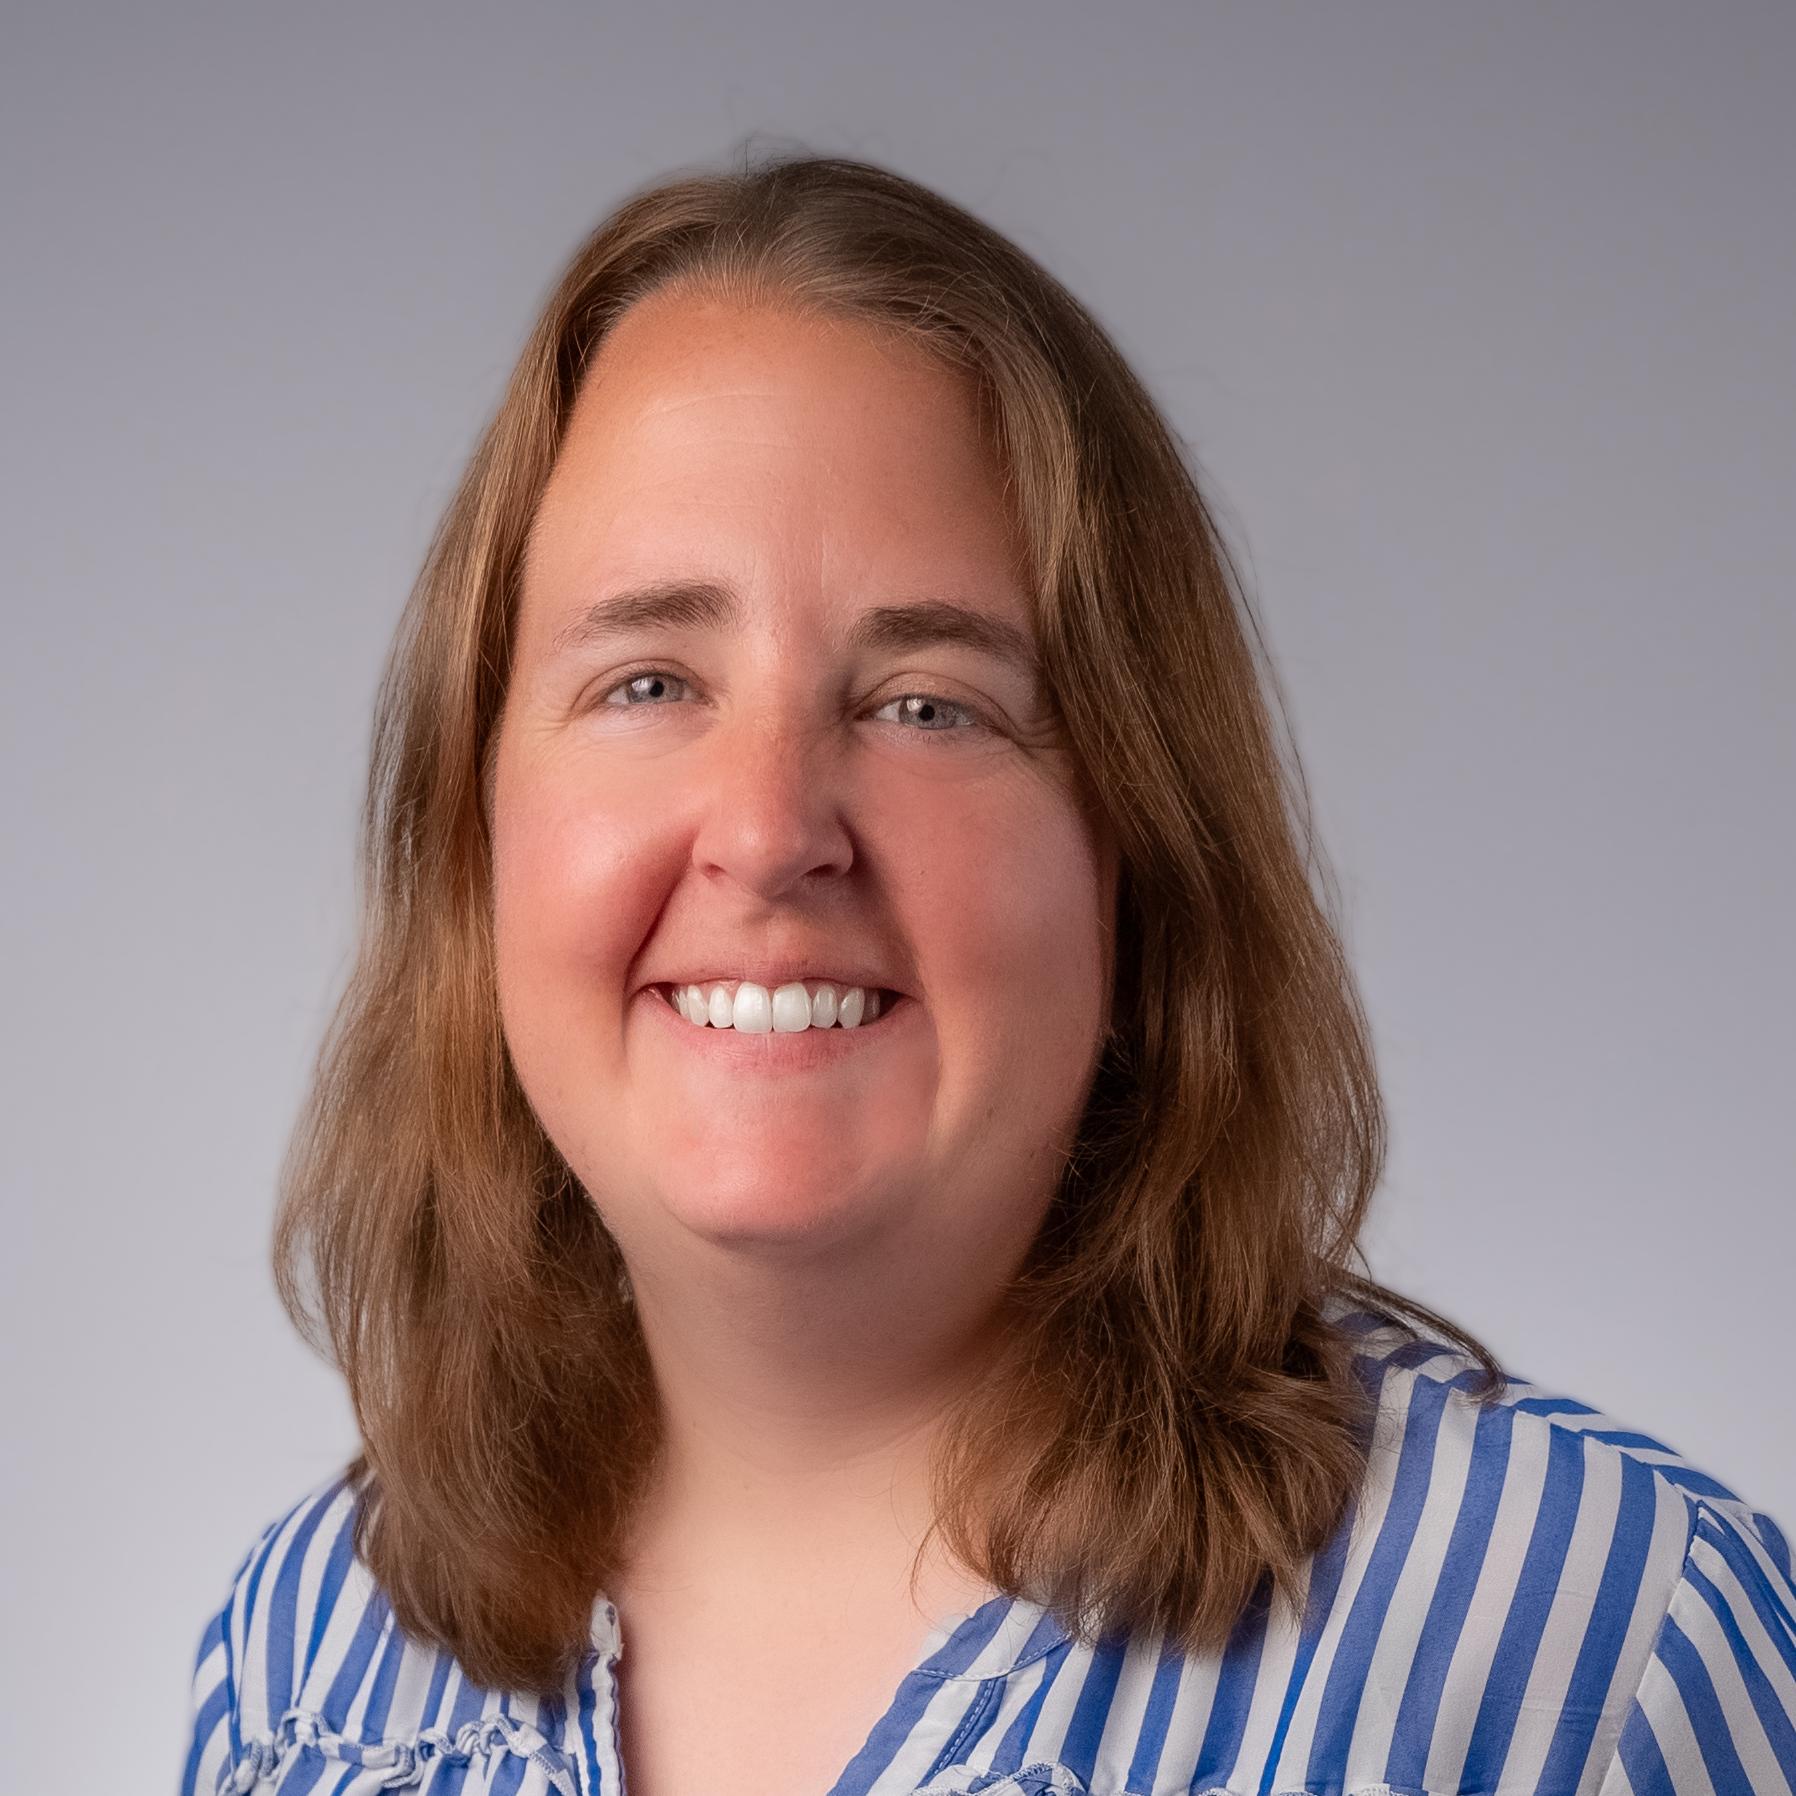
273, 144, 1505, 1697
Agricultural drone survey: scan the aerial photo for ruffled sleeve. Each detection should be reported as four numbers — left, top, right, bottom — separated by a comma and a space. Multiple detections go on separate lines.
178, 1529, 269, 1796
1596, 1496, 1796, 1792
173, 1475, 584, 1794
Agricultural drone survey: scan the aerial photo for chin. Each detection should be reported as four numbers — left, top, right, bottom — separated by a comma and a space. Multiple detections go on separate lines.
653, 1162, 903, 1252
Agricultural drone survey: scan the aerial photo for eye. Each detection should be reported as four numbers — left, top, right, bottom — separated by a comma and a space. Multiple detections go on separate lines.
597, 668, 689, 708
869, 691, 991, 735
589, 667, 994, 737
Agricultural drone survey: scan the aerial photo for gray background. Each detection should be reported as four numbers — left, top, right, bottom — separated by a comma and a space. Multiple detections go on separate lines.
3, 2, 1789, 1778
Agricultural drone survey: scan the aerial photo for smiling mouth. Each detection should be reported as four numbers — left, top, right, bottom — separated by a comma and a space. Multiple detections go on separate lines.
651, 984, 909, 1027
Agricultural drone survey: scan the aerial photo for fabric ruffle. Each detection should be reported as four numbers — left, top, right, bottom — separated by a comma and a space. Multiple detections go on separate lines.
221, 1707, 579, 1793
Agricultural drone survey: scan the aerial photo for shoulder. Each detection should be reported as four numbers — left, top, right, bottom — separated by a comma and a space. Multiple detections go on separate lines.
179, 1467, 584, 1794
1308, 1296, 1796, 1789
1331, 1295, 1790, 1571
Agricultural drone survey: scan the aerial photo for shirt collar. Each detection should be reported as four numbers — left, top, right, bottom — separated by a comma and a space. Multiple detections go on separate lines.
589, 1586, 1071, 1682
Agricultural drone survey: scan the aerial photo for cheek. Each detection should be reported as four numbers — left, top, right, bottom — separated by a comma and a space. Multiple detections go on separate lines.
490, 771, 667, 1030
899, 773, 1108, 1037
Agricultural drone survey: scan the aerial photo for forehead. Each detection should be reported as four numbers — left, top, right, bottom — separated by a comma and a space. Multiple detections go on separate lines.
524, 292, 1026, 603
566, 289, 984, 460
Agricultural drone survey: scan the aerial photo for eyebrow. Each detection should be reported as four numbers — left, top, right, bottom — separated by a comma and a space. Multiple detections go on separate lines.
544, 578, 1041, 683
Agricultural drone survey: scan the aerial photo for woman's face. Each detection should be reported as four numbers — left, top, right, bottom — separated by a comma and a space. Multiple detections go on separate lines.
491, 290, 1116, 1288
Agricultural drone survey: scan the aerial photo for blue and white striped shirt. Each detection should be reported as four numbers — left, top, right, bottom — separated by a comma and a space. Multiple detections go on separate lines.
180, 1303, 1796, 1793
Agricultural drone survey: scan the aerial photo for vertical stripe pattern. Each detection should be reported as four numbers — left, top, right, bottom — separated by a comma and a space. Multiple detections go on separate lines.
179, 1302, 1796, 1794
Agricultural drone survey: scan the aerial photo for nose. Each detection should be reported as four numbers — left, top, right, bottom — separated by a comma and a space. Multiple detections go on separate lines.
687, 702, 854, 901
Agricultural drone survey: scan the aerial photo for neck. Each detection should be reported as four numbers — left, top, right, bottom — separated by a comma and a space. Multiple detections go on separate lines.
612, 1226, 1015, 1607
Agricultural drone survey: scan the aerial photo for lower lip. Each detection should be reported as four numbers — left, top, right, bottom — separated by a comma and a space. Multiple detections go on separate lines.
638, 985, 918, 1072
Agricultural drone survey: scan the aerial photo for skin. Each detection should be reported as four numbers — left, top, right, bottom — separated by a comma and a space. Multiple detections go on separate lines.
489, 289, 1117, 1792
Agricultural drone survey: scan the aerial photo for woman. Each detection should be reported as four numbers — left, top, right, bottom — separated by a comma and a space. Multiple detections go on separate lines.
179, 152, 1794, 1796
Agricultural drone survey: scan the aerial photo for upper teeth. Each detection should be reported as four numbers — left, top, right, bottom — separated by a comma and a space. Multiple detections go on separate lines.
668, 979, 885, 1032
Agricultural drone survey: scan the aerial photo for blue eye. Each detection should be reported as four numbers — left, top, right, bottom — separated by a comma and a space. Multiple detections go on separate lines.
594, 668, 993, 736
601, 669, 688, 707
869, 692, 986, 733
